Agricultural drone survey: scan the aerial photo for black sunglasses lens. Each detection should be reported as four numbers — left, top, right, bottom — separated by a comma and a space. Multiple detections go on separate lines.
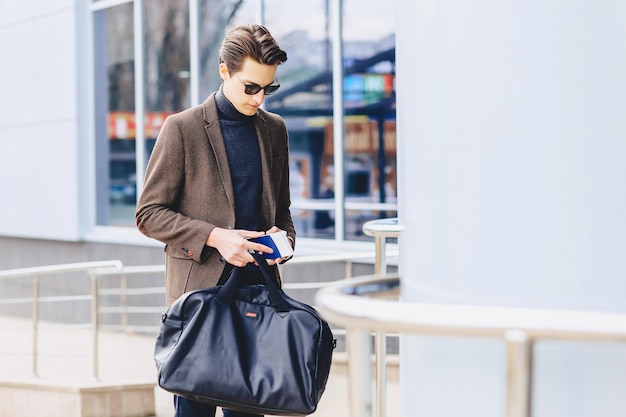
264, 84, 280, 95
244, 84, 262, 95
242, 81, 280, 95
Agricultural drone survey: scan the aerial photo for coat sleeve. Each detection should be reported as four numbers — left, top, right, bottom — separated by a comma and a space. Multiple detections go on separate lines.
135, 115, 215, 263
273, 118, 296, 250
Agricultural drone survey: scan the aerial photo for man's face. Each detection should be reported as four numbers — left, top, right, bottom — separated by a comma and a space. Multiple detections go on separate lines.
220, 57, 278, 116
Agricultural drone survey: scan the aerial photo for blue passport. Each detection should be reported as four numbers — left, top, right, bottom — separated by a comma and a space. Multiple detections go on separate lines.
249, 231, 294, 260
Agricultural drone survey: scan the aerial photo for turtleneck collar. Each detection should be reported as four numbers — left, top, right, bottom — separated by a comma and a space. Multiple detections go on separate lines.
215, 85, 256, 122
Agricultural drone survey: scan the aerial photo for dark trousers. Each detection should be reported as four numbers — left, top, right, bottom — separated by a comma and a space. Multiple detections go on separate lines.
174, 395, 263, 417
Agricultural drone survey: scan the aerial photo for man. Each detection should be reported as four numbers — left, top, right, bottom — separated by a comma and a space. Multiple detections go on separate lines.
136, 24, 295, 417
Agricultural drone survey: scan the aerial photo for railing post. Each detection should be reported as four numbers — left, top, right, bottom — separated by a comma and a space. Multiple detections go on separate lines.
32, 276, 39, 377
505, 329, 533, 417
346, 329, 373, 417
362, 218, 404, 417
91, 272, 100, 381
374, 329, 386, 417
374, 235, 386, 275
121, 272, 129, 333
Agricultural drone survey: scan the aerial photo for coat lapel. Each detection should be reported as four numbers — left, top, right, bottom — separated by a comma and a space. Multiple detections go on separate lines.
255, 112, 277, 230
203, 94, 236, 212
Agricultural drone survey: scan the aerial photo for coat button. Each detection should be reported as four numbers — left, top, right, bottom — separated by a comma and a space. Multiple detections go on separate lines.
187, 250, 193, 257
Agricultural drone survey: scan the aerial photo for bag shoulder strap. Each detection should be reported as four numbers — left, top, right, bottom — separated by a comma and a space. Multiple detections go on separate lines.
217, 253, 289, 312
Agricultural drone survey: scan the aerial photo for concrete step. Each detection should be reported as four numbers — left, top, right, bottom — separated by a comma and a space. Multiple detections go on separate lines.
0, 378, 155, 417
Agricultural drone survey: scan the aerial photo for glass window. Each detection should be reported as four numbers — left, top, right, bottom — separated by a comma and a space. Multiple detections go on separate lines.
93, 3, 135, 226
263, 0, 336, 238
197, 0, 257, 98
91, 0, 396, 242
263, 0, 397, 240
342, 0, 397, 240
94, 0, 191, 226
143, 0, 191, 173
144, 0, 191, 114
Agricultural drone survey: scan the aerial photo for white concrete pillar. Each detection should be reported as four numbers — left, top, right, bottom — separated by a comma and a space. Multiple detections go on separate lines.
396, 1, 626, 416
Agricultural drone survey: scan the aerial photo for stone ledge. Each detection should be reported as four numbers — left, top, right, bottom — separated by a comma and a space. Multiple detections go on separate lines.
0, 378, 155, 417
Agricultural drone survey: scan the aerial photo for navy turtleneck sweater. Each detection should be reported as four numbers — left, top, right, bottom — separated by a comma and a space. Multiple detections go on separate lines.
214, 88, 263, 232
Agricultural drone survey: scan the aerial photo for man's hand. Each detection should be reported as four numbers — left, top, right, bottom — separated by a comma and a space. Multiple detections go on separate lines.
264, 226, 294, 265
206, 228, 273, 267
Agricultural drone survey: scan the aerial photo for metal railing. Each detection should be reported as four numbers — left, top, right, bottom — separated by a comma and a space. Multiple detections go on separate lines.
96, 250, 390, 334
314, 274, 626, 417
0, 249, 394, 381
0, 260, 123, 380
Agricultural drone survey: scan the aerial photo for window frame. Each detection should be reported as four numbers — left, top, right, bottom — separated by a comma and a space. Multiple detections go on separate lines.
86, 0, 397, 248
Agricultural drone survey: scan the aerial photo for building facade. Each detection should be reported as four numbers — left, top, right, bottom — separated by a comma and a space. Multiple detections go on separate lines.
0, 0, 396, 271
4, 1, 626, 417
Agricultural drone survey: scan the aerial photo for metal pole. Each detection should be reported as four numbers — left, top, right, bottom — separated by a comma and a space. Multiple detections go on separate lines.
374, 234, 387, 417
32, 277, 39, 377
331, 0, 346, 242
91, 272, 100, 381
345, 260, 353, 279
133, 0, 146, 194
375, 330, 387, 417
255, 0, 265, 25
189, 0, 200, 106
362, 218, 404, 417
505, 329, 533, 417
121, 273, 129, 333
346, 329, 372, 417
374, 236, 384, 275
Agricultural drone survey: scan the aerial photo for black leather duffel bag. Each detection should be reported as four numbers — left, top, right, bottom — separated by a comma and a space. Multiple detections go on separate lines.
154, 252, 335, 416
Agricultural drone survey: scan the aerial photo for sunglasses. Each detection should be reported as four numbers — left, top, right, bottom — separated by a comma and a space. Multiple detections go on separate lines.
234, 73, 280, 96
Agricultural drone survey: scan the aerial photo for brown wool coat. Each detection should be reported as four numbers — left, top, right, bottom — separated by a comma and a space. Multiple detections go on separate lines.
135, 93, 295, 305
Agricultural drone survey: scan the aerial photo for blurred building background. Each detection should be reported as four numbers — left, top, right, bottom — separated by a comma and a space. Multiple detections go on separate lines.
0, 0, 396, 259
2, 1, 626, 417
0, 0, 397, 332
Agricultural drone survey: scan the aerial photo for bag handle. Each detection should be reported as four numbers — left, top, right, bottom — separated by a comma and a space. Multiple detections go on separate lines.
217, 252, 289, 312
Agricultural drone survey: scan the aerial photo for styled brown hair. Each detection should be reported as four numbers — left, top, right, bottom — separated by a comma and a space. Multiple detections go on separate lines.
219, 24, 287, 73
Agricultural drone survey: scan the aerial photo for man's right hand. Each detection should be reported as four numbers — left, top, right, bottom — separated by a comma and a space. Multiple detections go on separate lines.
206, 227, 273, 267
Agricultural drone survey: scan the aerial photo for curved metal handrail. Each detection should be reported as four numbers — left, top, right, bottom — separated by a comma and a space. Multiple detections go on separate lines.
316, 274, 626, 340
315, 274, 626, 417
